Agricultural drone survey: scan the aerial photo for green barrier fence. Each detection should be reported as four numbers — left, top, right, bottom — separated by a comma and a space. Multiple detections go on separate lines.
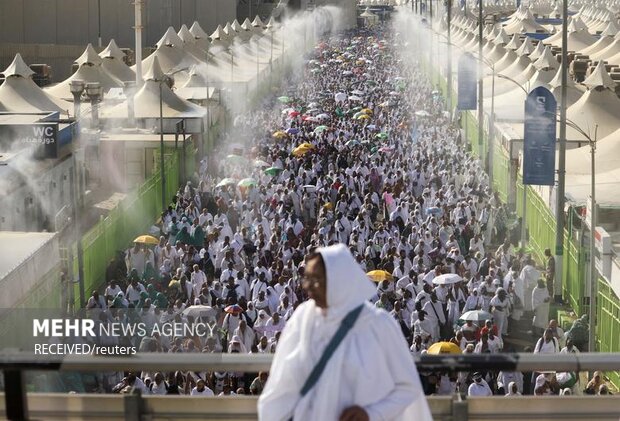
597, 279, 620, 387
73, 150, 181, 308
492, 142, 510, 203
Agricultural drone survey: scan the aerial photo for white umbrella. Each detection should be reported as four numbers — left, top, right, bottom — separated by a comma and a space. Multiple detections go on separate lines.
415, 110, 430, 117
432, 273, 463, 285
334, 92, 347, 102
182, 305, 217, 319
316, 113, 331, 120
351, 89, 365, 95
349, 95, 362, 101
303, 185, 317, 192
254, 159, 270, 167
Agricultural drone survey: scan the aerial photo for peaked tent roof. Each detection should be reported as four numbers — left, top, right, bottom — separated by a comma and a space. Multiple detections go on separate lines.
1, 53, 34, 78
75, 44, 103, 66
100, 39, 125, 60
582, 60, 615, 89
102, 56, 206, 120
0, 54, 71, 113
46, 49, 122, 100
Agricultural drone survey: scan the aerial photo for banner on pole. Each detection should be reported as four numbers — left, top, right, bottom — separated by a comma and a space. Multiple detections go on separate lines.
523, 86, 557, 186
457, 53, 477, 110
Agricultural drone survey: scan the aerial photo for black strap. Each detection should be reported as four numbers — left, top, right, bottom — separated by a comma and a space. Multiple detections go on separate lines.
299, 304, 365, 397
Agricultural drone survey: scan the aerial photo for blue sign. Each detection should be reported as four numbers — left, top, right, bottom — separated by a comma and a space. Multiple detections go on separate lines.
457, 54, 477, 110
523, 87, 557, 186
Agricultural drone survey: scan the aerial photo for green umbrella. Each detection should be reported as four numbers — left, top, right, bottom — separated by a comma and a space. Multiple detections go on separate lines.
365, 80, 377, 86
278, 96, 292, 103
345, 139, 360, 147
264, 167, 283, 176
376, 132, 388, 140
314, 125, 328, 133
238, 178, 257, 188
216, 178, 236, 188
335, 108, 345, 118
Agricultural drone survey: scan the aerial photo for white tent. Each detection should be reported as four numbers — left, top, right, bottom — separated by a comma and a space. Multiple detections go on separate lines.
189, 21, 211, 51
178, 24, 208, 60
99, 39, 135, 83
580, 20, 620, 56
0, 54, 72, 113
544, 17, 597, 51
139, 27, 202, 76
565, 61, 620, 141
565, 166, 620, 206
503, 8, 548, 35
566, 127, 620, 178
548, 66, 584, 108
102, 56, 206, 120
46, 44, 122, 100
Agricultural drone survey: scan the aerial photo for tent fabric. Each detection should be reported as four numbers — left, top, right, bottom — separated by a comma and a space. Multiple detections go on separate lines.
0, 55, 71, 114
565, 168, 620, 206
582, 60, 615, 89
566, 126, 620, 177
515, 36, 536, 56
75, 44, 103, 66
1, 53, 34, 78
46, 52, 122, 100
101, 57, 206, 120
565, 87, 620, 141
100, 39, 125, 60
189, 21, 212, 51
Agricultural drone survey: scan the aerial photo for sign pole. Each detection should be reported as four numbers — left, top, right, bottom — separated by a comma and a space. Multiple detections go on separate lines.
588, 133, 597, 352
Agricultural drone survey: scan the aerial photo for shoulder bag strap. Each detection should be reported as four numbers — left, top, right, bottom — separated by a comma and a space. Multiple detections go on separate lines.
299, 304, 365, 397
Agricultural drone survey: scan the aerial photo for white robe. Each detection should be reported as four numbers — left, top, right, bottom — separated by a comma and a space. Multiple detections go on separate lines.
532, 286, 550, 330
258, 244, 432, 421
520, 265, 540, 312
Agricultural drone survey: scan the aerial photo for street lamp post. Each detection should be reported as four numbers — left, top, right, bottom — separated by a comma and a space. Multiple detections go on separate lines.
554, 0, 570, 303
158, 67, 187, 211
69, 79, 86, 309
477, 0, 484, 169
588, 128, 598, 352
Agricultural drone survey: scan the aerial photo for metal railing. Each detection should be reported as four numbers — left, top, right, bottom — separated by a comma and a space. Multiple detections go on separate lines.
1, 353, 619, 421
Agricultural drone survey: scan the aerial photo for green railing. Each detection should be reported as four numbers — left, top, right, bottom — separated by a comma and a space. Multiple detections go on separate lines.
73, 150, 181, 307
492, 143, 510, 203
597, 279, 620, 387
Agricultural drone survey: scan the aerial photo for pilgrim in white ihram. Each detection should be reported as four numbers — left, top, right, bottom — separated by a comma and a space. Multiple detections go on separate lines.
258, 244, 432, 421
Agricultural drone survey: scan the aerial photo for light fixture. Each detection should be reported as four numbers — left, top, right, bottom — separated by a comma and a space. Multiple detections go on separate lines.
69, 80, 85, 119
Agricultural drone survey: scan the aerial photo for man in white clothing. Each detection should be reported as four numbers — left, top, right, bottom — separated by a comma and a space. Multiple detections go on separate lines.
468, 372, 492, 396
258, 244, 432, 421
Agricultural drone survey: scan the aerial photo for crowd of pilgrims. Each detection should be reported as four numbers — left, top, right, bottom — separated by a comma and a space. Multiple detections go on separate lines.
83, 23, 605, 397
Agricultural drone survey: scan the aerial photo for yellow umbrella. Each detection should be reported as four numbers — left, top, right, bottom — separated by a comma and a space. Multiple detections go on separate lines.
427, 342, 462, 355
273, 131, 288, 139
292, 146, 312, 157
366, 270, 393, 282
356, 114, 371, 120
299, 142, 315, 149
323, 202, 333, 210
134, 235, 159, 245
361, 108, 373, 115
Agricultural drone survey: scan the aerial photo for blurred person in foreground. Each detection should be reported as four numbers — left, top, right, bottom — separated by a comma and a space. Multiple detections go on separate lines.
258, 244, 432, 421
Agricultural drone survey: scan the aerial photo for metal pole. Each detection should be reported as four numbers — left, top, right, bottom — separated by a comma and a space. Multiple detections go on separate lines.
521, 180, 527, 249
98, 0, 102, 47
489, 63, 495, 186
134, 0, 143, 86
447, 0, 452, 111
554, 0, 569, 302
179, 0, 182, 28
477, 0, 484, 167
588, 131, 597, 352
159, 82, 166, 211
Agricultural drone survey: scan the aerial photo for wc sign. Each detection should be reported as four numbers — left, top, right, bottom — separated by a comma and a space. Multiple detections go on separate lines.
18, 123, 57, 146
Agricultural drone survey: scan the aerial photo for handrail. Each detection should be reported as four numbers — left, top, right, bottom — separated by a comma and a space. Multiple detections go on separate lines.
0, 352, 619, 373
